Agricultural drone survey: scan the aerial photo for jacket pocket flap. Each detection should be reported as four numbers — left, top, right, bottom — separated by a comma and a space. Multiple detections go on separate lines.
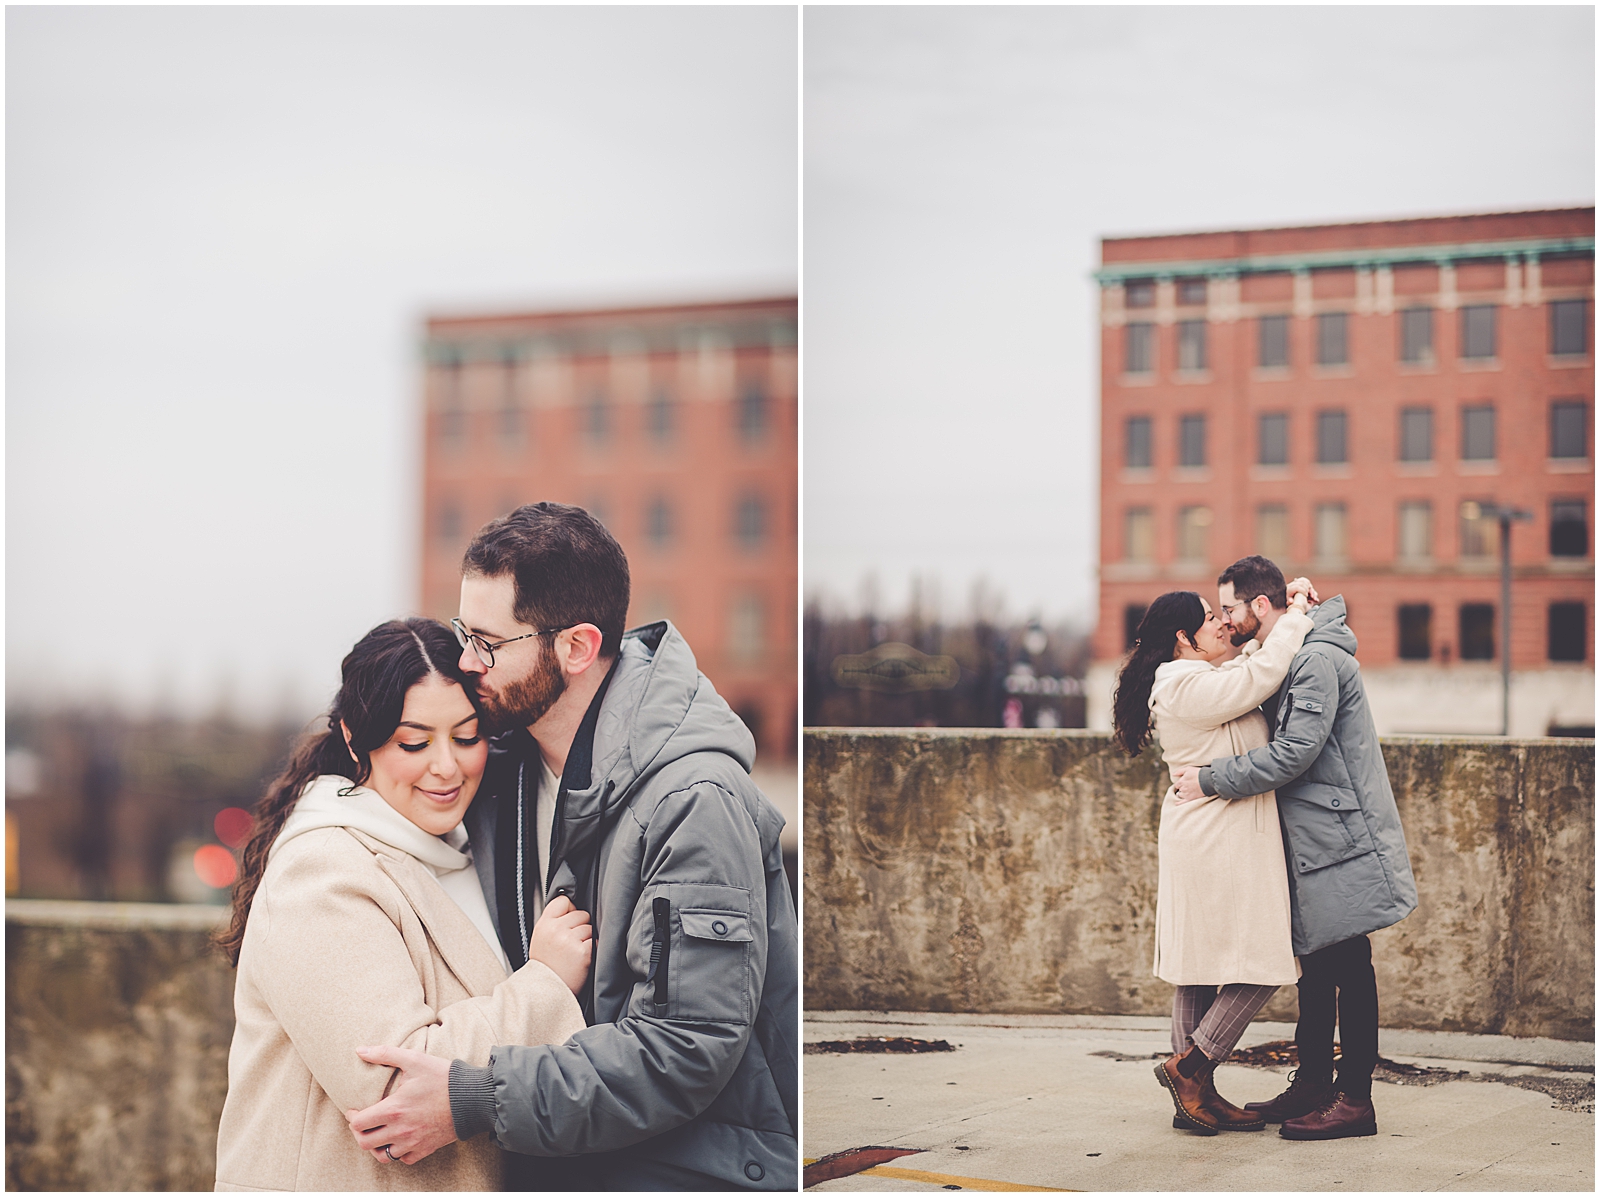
1292, 697, 1325, 713
1279, 781, 1357, 810
680, 909, 754, 943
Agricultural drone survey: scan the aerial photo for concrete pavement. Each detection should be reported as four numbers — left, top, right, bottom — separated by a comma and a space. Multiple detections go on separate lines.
803, 1012, 1593, 1192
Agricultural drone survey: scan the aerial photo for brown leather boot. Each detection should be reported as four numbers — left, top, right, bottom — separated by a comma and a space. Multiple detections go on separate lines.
1280, 1092, 1377, 1140
1155, 1044, 1219, 1135
1197, 1069, 1266, 1131
1242, 1069, 1339, 1123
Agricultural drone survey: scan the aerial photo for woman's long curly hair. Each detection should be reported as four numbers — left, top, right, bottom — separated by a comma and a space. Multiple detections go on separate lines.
1111, 591, 1207, 758
217, 617, 473, 965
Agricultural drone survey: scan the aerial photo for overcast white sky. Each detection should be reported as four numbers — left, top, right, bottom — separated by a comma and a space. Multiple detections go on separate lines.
8, 6, 797, 718
804, 5, 1595, 629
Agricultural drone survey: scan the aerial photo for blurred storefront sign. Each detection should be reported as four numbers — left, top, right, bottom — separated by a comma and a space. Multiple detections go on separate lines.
831, 642, 960, 693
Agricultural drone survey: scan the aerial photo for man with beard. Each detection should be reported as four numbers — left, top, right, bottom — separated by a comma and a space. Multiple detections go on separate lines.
345, 503, 798, 1190
1172, 555, 1417, 1142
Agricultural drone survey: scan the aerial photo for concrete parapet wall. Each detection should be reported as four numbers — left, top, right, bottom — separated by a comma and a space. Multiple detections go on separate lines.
803, 729, 1595, 1041
6, 900, 233, 1192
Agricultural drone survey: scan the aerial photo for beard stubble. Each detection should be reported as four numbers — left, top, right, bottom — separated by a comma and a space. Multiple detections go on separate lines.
476, 641, 568, 733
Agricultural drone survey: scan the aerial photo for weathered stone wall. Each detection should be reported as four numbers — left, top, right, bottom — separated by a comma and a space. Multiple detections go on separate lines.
6, 901, 233, 1192
804, 730, 1595, 1041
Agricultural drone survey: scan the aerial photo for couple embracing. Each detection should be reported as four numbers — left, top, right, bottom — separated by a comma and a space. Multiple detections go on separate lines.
213, 502, 798, 1191
1113, 555, 1418, 1142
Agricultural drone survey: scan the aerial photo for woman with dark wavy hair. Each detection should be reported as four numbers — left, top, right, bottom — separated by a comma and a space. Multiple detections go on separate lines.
1112, 583, 1312, 1136
214, 618, 590, 1191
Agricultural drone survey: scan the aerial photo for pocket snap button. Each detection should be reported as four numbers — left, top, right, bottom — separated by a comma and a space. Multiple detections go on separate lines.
745, 1162, 764, 1181
1332, 799, 1340, 807
712, 920, 728, 936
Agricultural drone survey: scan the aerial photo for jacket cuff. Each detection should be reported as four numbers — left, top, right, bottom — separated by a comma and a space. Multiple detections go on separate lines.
1198, 766, 1218, 797
448, 1058, 497, 1141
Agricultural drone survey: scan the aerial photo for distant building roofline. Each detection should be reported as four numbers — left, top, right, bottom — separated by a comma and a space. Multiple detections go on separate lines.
1101, 205, 1594, 249
427, 294, 796, 334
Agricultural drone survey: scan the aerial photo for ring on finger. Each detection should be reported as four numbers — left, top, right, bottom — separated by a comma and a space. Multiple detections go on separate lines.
384, 1145, 400, 1163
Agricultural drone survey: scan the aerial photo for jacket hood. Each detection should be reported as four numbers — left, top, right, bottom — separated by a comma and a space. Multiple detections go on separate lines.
547, 622, 755, 884
1304, 595, 1358, 656
271, 774, 473, 874
585, 620, 754, 809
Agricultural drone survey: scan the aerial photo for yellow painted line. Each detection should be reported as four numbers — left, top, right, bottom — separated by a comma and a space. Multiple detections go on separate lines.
860, 1164, 1075, 1192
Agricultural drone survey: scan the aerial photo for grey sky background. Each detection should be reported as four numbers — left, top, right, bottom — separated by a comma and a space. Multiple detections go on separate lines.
8, 6, 797, 719
804, 5, 1595, 629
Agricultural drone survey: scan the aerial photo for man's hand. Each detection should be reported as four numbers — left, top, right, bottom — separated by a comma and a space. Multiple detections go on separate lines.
1172, 766, 1207, 804
527, 893, 593, 995
346, 1045, 457, 1165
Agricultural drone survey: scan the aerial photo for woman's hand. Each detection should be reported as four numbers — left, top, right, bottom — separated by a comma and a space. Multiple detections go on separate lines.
1286, 576, 1318, 612
527, 894, 593, 995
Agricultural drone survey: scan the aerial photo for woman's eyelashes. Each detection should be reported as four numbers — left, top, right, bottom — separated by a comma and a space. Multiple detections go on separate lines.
395, 733, 481, 753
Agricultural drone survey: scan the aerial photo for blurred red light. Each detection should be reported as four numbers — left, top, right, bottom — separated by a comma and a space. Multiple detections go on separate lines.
194, 844, 238, 889
215, 807, 252, 849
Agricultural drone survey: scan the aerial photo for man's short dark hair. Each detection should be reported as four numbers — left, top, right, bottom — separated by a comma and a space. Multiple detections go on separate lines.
463, 503, 631, 657
1217, 555, 1287, 611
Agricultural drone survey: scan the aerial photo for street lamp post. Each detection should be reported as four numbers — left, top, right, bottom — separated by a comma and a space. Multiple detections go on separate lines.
1482, 504, 1534, 736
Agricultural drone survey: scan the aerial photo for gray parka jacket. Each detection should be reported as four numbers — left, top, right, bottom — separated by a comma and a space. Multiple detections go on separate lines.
450, 621, 798, 1189
1198, 597, 1418, 956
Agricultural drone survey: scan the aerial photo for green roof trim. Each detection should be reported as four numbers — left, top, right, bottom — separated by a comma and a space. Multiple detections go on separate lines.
1093, 236, 1595, 284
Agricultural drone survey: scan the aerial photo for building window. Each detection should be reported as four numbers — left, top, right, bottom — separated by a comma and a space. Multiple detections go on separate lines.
1256, 504, 1290, 561
1549, 602, 1588, 662
1257, 314, 1289, 368
1176, 506, 1211, 561
1124, 323, 1154, 374
1124, 416, 1152, 469
1179, 414, 1206, 467
1460, 603, 1496, 660
646, 496, 673, 548
1460, 304, 1497, 360
1460, 405, 1496, 461
1551, 400, 1588, 459
738, 384, 768, 442
1316, 410, 1348, 464
1550, 500, 1588, 557
1123, 604, 1147, 651
647, 389, 675, 442
437, 502, 462, 544
1313, 502, 1347, 560
728, 592, 766, 663
438, 353, 467, 444
1550, 299, 1587, 356
585, 391, 610, 443
1399, 407, 1433, 462
1459, 501, 1499, 559
1398, 604, 1433, 660
1125, 280, 1155, 308
1124, 508, 1154, 562
1399, 308, 1434, 363
1316, 312, 1349, 366
1398, 501, 1432, 561
1177, 278, 1207, 306
735, 494, 767, 550
1257, 412, 1289, 466
1177, 320, 1207, 371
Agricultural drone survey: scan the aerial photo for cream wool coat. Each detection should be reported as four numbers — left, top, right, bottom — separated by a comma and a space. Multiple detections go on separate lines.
1149, 608, 1312, 987
214, 778, 586, 1192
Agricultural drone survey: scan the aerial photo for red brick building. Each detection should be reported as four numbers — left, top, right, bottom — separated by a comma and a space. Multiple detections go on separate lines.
1089, 209, 1593, 735
420, 297, 798, 761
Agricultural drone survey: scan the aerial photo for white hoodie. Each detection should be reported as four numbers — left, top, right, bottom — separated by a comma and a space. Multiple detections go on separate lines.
271, 774, 508, 972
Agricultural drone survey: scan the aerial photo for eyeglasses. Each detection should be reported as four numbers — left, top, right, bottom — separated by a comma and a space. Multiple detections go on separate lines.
450, 617, 565, 669
1220, 598, 1256, 620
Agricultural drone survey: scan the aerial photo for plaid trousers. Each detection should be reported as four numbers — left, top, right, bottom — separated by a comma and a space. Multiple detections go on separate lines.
1172, 983, 1278, 1062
